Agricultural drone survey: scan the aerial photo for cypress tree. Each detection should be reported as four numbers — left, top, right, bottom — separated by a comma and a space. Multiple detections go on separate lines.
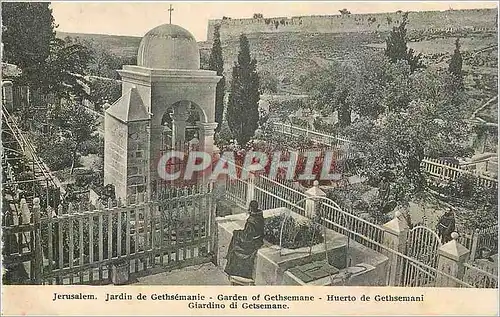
227, 35, 260, 146
448, 38, 464, 90
208, 25, 225, 133
385, 12, 423, 72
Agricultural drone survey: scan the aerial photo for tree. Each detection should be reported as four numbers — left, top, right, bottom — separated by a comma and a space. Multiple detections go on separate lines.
253, 13, 263, 19
81, 38, 123, 79
46, 99, 100, 174
306, 53, 397, 127
43, 37, 92, 100
308, 62, 355, 128
345, 68, 471, 206
339, 9, 351, 15
208, 25, 226, 133
2, 2, 56, 86
2, 3, 92, 99
385, 12, 424, 73
89, 79, 122, 111
448, 38, 464, 90
227, 35, 260, 146
259, 70, 278, 94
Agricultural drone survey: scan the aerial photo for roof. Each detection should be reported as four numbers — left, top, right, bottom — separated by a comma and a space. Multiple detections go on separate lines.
142, 24, 196, 41
105, 87, 151, 123
137, 24, 200, 70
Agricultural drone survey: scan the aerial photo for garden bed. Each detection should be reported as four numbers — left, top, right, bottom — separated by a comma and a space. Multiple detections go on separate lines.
216, 207, 388, 286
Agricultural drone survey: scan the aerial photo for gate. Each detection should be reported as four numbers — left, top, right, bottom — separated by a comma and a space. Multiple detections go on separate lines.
400, 226, 442, 286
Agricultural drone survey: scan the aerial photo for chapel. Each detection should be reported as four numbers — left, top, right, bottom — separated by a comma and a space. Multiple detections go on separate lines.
103, 23, 221, 202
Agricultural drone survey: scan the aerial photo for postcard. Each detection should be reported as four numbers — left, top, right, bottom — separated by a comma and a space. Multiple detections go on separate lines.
1, 1, 498, 316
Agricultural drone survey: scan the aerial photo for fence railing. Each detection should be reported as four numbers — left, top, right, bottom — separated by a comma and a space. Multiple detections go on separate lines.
458, 226, 498, 261
462, 262, 498, 288
421, 157, 497, 188
2, 187, 216, 285
318, 214, 475, 288
223, 161, 385, 252
271, 122, 353, 148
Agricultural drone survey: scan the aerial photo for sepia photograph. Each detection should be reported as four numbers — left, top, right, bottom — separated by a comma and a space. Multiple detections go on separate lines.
1, 0, 499, 315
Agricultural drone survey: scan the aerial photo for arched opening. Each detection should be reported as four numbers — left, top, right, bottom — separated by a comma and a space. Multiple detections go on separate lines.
160, 100, 205, 152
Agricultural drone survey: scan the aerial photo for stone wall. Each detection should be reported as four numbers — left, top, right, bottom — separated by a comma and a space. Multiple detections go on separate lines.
104, 114, 128, 201
207, 9, 497, 42
126, 121, 150, 199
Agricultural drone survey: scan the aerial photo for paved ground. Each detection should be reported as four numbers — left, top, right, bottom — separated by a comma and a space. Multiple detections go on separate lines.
132, 262, 230, 285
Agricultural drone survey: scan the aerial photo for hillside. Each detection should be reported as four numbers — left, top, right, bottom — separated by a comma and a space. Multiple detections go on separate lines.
56, 31, 141, 59
57, 12, 498, 97
200, 31, 384, 94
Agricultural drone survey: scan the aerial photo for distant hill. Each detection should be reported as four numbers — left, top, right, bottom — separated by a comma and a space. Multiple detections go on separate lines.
56, 31, 141, 59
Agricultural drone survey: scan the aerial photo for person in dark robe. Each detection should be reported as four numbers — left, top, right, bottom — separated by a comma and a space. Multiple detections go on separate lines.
436, 208, 456, 243
224, 200, 264, 283
378, 176, 390, 206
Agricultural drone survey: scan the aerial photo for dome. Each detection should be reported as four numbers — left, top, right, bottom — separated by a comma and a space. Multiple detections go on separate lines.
137, 24, 200, 70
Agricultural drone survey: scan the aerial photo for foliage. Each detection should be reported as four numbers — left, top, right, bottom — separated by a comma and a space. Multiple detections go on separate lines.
208, 25, 226, 133
42, 37, 92, 100
313, 117, 336, 133
227, 35, 260, 146
344, 69, 471, 206
432, 174, 498, 230
37, 99, 100, 174
264, 214, 324, 249
306, 53, 410, 125
432, 174, 497, 210
2, 2, 56, 86
2, 3, 92, 100
267, 98, 308, 121
384, 12, 424, 73
259, 70, 279, 94
253, 13, 264, 19
306, 61, 355, 127
448, 38, 464, 90
89, 79, 122, 110
35, 137, 75, 171
80, 38, 124, 79
339, 9, 351, 15
325, 185, 392, 225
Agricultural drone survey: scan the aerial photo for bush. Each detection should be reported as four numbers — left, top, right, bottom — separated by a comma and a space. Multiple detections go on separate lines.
35, 137, 74, 171
264, 214, 324, 249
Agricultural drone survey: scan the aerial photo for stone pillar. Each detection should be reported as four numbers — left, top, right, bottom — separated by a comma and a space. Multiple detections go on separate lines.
382, 211, 409, 286
196, 122, 219, 155
304, 180, 326, 218
170, 104, 190, 150
196, 122, 218, 184
435, 232, 470, 287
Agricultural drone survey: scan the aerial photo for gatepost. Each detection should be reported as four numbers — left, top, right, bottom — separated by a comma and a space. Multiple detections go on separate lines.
382, 211, 409, 286
304, 180, 326, 219
435, 232, 469, 287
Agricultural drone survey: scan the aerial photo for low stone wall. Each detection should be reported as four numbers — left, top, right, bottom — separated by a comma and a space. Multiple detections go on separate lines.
216, 207, 388, 286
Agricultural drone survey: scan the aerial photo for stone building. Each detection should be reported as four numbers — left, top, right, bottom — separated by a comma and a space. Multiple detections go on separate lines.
104, 23, 221, 202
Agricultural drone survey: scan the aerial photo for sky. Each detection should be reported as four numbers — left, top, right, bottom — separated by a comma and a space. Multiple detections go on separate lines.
51, 1, 499, 41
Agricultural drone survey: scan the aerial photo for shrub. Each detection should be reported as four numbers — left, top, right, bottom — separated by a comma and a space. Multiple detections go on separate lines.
264, 214, 324, 249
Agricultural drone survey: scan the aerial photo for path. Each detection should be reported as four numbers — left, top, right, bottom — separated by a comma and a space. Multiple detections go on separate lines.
132, 262, 229, 285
